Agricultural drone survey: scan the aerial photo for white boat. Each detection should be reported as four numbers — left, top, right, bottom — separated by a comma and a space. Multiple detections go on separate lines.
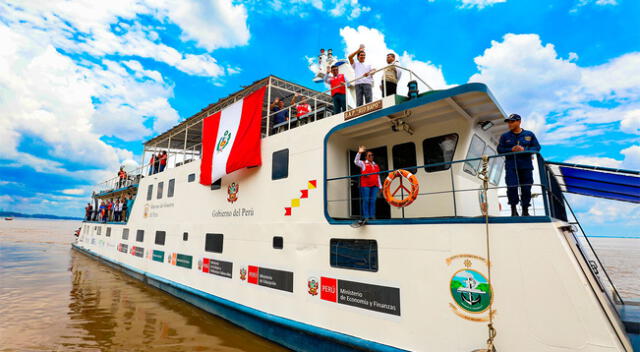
73, 70, 640, 351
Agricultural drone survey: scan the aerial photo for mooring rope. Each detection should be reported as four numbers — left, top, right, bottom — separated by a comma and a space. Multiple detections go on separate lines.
477, 155, 497, 352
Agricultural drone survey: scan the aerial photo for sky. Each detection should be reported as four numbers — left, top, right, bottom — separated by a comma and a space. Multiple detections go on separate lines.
0, 0, 638, 235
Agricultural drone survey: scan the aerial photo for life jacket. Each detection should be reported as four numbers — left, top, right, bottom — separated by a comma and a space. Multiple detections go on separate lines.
360, 161, 380, 187
118, 170, 126, 179
329, 74, 346, 96
296, 104, 311, 117
150, 155, 155, 164
160, 154, 167, 165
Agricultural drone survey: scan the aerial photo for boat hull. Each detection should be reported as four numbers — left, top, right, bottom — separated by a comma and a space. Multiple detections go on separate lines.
71, 243, 407, 352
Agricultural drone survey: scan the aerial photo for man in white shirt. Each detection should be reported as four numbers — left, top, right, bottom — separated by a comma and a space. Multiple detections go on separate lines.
349, 46, 374, 107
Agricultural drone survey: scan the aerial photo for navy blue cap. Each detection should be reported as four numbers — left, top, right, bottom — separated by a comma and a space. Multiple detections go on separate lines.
504, 113, 521, 122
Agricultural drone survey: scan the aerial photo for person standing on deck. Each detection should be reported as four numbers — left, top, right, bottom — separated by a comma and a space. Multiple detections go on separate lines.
149, 154, 155, 175
354, 145, 382, 224
497, 114, 541, 217
381, 53, 402, 97
118, 167, 127, 188
153, 153, 160, 174
85, 203, 92, 221
324, 65, 347, 114
159, 151, 167, 172
270, 97, 291, 133
349, 45, 374, 107
291, 93, 312, 125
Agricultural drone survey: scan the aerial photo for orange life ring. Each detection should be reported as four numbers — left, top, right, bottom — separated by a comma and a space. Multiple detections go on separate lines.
382, 169, 420, 207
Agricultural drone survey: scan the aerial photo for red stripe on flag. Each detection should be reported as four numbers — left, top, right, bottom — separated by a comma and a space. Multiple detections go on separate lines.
199, 111, 222, 185
226, 86, 266, 175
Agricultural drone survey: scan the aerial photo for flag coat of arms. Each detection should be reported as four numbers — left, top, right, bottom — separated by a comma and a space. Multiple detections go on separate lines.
200, 86, 266, 185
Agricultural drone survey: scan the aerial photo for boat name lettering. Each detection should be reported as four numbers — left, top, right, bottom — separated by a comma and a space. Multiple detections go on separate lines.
343, 100, 382, 121
211, 208, 255, 218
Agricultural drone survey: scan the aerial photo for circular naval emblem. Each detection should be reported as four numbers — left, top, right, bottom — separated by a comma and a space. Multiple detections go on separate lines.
450, 269, 492, 313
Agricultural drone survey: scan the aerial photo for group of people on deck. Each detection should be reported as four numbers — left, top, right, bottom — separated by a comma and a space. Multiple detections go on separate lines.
148, 151, 167, 175
353, 114, 540, 224
270, 46, 403, 133
85, 195, 133, 223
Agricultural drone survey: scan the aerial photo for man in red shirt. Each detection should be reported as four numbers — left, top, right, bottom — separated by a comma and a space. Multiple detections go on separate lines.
324, 65, 347, 114
291, 93, 312, 125
159, 151, 167, 172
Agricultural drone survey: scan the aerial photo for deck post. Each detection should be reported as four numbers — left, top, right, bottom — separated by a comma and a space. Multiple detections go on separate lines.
266, 77, 272, 136
183, 125, 189, 165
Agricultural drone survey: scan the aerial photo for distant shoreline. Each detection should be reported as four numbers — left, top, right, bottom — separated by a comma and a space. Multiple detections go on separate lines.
1, 211, 82, 221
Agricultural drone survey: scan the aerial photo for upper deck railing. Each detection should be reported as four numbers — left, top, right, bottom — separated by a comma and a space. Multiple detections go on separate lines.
265, 64, 433, 134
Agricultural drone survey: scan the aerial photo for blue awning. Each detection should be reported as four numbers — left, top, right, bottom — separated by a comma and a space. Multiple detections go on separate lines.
546, 162, 640, 203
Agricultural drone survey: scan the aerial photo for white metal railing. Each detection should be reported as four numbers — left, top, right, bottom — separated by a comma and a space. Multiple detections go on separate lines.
266, 64, 433, 135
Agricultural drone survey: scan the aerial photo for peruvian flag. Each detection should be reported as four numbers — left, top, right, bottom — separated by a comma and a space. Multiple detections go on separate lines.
200, 87, 266, 185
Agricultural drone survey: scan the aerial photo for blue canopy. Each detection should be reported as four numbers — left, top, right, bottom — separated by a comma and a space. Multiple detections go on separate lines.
547, 162, 640, 203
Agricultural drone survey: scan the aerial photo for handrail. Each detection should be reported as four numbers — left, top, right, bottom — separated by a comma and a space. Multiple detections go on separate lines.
267, 63, 433, 131
327, 151, 540, 181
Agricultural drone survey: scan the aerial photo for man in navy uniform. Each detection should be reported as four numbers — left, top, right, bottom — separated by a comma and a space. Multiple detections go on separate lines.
497, 114, 541, 216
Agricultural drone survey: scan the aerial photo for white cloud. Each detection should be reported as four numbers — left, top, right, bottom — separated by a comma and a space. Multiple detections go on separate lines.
0, 0, 251, 214
248, 0, 370, 19
621, 110, 640, 134
469, 33, 640, 144
564, 156, 622, 168
457, 0, 507, 9
620, 145, 640, 169
337, 26, 449, 100
62, 189, 86, 196
2, 1, 247, 78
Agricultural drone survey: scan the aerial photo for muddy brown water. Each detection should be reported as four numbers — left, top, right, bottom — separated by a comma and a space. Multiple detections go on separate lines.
1, 219, 638, 351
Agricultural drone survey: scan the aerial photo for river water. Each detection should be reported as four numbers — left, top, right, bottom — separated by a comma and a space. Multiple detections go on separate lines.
0, 219, 286, 352
1, 219, 638, 351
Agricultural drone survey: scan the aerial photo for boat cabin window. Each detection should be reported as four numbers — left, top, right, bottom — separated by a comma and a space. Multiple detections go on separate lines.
423, 134, 458, 172
157, 182, 164, 199
330, 239, 378, 272
484, 146, 503, 185
147, 185, 153, 201
155, 231, 166, 246
136, 230, 144, 242
392, 142, 417, 171
463, 134, 486, 176
122, 228, 129, 240
106, 227, 111, 237
183, 232, 189, 241
97, 227, 101, 236
273, 236, 283, 249
272, 149, 289, 180
211, 179, 221, 190
168, 179, 175, 198
188, 173, 196, 182
205, 233, 224, 253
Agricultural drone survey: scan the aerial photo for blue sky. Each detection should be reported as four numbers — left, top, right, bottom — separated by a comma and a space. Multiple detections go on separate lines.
0, 0, 638, 235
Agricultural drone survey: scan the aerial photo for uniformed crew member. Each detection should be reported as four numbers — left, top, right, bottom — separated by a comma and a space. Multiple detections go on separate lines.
497, 114, 541, 217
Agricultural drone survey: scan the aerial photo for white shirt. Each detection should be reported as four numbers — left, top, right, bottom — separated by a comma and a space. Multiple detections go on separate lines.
352, 61, 373, 85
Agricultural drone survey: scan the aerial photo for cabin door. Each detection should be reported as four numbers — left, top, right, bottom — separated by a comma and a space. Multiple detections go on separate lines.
348, 147, 391, 219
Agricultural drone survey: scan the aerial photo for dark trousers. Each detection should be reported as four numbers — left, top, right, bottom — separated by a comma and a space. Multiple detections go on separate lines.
332, 93, 346, 114
382, 81, 397, 96
505, 168, 534, 207
355, 84, 372, 106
